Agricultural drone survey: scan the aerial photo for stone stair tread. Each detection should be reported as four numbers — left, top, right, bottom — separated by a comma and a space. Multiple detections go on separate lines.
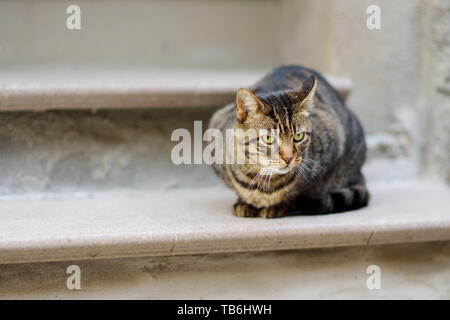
0, 68, 352, 111
0, 181, 448, 264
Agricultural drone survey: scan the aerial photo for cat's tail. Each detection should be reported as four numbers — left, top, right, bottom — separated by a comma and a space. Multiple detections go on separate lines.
288, 183, 369, 215
329, 183, 370, 213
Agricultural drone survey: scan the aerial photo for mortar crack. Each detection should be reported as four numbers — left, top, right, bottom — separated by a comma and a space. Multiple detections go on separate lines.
366, 231, 375, 245
169, 232, 178, 255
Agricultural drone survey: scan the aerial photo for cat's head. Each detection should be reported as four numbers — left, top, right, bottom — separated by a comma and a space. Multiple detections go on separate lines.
234, 75, 316, 174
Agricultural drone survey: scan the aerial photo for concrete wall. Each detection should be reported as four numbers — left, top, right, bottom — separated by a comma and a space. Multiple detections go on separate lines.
282, 0, 424, 131
0, 0, 280, 71
281, 0, 448, 182
0, 108, 220, 195
421, 0, 450, 182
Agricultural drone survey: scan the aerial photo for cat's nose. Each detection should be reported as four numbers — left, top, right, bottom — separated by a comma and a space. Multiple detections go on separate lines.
282, 156, 293, 165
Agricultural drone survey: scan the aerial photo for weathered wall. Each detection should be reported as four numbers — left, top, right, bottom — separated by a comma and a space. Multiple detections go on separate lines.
283, 0, 423, 133
421, 0, 450, 182
0, 0, 280, 70
282, 0, 448, 182
0, 108, 220, 195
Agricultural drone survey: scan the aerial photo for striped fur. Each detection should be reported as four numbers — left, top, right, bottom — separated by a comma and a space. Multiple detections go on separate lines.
209, 65, 369, 218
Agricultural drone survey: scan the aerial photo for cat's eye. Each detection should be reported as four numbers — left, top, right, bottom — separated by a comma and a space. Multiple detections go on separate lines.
261, 135, 275, 144
293, 132, 305, 142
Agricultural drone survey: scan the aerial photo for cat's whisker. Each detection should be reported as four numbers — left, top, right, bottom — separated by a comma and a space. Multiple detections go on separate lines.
261, 167, 275, 192
263, 168, 273, 192
295, 165, 309, 180
257, 167, 271, 190
242, 165, 259, 176
298, 162, 319, 180
249, 167, 269, 191
298, 162, 311, 176
248, 169, 263, 190
299, 162, 311, 172
268, 170, 273, 191
261, 171, 268, 192
303, 159, 323, 172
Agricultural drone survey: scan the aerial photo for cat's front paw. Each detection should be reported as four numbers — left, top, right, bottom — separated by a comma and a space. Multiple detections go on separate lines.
259, 206, 286, 219
233, 201, 259, 217
233, 200, 287, 218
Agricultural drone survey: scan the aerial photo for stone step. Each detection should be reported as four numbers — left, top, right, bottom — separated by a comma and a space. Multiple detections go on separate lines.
0, 69, 351, 111
0, 181, 448, 264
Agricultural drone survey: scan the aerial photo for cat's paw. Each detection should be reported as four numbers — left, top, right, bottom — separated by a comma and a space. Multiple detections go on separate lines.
233, 201, 286, 218
259, 206, 286, 219
233, 201, 259, 217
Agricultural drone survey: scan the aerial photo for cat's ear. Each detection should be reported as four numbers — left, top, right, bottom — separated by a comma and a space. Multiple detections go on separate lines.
294, 75, 317, 113
236, 89, 262, 121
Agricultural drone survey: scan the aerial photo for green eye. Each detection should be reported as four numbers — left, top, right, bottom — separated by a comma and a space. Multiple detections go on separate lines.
293, 132, 305, 142
262, 135, 275, 144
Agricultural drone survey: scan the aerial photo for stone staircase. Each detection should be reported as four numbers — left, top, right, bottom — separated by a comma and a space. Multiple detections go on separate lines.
0, 0, 449, 299
0, 70, 448, 265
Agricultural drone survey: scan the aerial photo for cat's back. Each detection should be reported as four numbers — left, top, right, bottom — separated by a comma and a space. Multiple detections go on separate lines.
252, 65, 344, 107
209, 65, 333, 131
209, 65, 361, 141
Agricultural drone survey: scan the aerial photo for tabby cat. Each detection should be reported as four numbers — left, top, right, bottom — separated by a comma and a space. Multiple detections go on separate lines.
209, 65, 369, 218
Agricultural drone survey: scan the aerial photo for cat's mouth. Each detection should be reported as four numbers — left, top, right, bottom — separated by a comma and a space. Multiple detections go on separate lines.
265, 157, 303, 174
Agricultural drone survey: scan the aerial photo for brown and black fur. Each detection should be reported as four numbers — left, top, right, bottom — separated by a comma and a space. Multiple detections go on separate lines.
209, 65, 369, 218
